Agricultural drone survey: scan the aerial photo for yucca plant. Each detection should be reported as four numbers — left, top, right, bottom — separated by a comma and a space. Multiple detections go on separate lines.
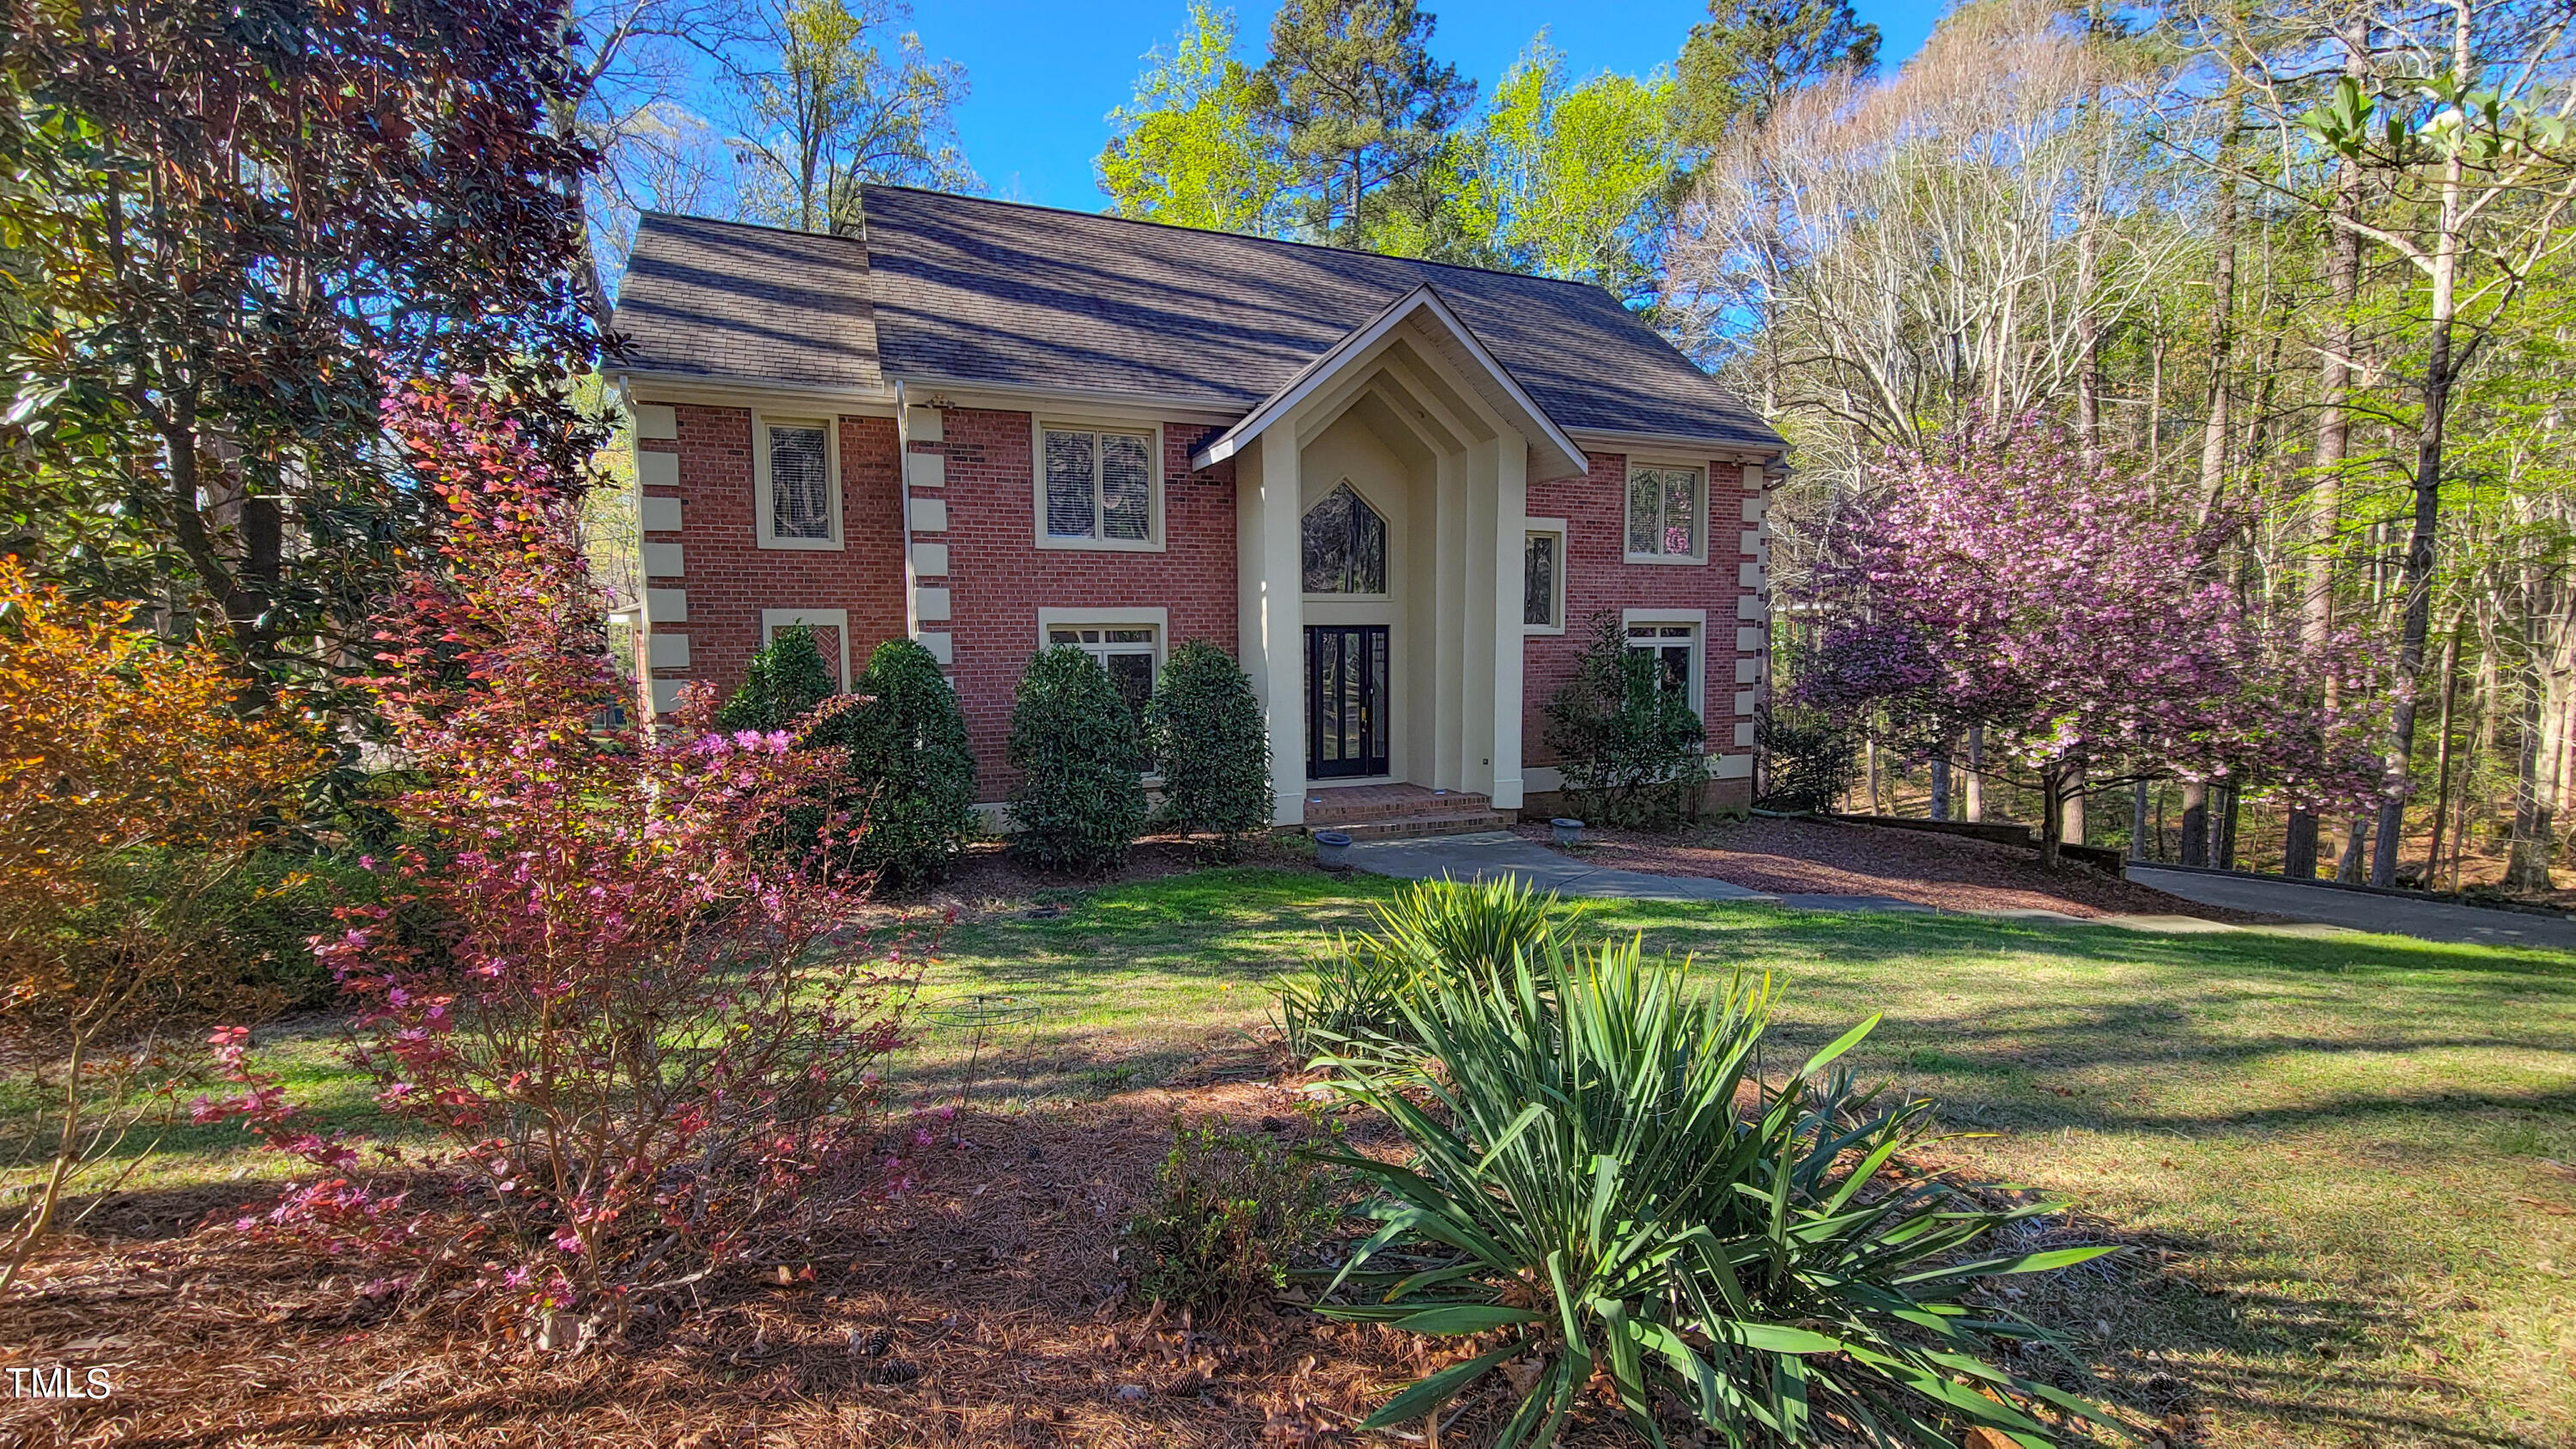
1273, 877, 1576, 1062
1311, 936, 2118, 1447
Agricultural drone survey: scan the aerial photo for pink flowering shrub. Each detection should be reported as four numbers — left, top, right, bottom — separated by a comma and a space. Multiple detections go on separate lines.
204, 377, 923, 1335
1800, 417, 2382, 863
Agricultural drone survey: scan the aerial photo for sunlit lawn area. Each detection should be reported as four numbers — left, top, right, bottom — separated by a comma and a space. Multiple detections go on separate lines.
20, 866, 2573, 1445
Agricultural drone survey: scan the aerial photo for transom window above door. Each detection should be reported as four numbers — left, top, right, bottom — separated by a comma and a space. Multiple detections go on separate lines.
1302, 482, 1386, 594
1041, 424, 1158, 547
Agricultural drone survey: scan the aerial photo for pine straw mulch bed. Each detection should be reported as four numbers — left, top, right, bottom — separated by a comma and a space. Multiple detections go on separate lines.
1511, 817, 2290, 926
0, 1078, 1554, 1449
1, 1068, 2184, 1449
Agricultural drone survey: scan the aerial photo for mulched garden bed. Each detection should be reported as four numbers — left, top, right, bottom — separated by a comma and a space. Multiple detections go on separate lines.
1514, 815, 2293, 926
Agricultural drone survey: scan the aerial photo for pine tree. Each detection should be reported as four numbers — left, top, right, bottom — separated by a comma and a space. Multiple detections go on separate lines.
1255, 0, 1474, 245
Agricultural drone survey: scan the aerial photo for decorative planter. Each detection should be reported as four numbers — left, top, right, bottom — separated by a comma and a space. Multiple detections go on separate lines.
1550, 818, 1584, 848
1311, 830, 1354, 870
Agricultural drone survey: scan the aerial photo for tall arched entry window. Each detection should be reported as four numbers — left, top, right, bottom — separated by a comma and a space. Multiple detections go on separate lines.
1301, 482, 1386, 594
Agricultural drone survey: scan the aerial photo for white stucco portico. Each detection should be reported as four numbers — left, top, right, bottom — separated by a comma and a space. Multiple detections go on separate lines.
1198, 287, 1590, 827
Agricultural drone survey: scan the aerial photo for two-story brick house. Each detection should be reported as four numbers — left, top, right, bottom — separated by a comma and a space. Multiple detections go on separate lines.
606, 186, 1783, 831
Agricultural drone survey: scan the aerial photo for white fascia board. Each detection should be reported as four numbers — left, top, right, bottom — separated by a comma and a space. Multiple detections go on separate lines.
1565, 428, 1786, 461
1189, 286, 1588, 480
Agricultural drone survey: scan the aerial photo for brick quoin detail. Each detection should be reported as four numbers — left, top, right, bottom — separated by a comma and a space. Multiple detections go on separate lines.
1525, 451, 1759, 812
643, 405, 906, 704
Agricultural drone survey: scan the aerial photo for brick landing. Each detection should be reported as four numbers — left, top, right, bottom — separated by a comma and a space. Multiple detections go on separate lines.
1302, 783, 1513, 841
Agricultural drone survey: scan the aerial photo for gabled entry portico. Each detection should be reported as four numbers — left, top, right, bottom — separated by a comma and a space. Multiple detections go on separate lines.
1200, 285, 1590, 827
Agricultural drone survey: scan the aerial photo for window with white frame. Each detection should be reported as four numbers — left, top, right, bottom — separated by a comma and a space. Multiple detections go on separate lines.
1625, 463, 1704, 562
1040, 424, 1157, 545
757, 417, 839, 548
1302, 481, 1387, 594
1626, 623, 1699, 708
1048, 624, 1159, 727
1522, 522, 1565, 631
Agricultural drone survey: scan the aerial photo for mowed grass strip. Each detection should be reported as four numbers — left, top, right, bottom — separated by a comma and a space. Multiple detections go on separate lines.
17, 866, 2571, 1444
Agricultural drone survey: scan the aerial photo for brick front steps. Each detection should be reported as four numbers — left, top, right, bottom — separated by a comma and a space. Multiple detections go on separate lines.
1302, 784, 1514, 842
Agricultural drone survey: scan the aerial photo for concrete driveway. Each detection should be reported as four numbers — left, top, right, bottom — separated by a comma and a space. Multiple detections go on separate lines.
2129, 866, 2576, 953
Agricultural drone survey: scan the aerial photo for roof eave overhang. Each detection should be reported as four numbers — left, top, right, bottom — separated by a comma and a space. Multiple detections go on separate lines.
1188, 285, 1589, 478
606, 363, 898, 410
1564, 427, 1788, 460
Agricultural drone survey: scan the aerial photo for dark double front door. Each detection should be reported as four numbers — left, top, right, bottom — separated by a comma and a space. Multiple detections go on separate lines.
1304, 624, 1389, 779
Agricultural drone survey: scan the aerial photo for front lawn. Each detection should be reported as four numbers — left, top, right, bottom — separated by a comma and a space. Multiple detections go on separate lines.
15, 866, 2572, 1444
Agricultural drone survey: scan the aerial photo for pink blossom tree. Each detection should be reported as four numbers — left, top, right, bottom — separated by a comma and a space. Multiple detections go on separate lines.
1797, 417, 2381, 868
202, 378, 925, 1339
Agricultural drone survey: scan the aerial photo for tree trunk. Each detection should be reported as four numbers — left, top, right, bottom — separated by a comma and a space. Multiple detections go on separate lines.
2287, 122, 2366, 882
1964, 727, 1984, 822
2196, 123, 2240, 527
2038, 766, 2066, 871
2131, 780, 2150, 860
2371, 20, 2472, 888
2215, 785, 2240, 870
2179, 782, 2208, 867
2336, 815, 2367, 884
2506, 658, 2559, 892
1930, 755, 1951, 821
2423, 624, 2463, 887
2062, 763, 2086, 848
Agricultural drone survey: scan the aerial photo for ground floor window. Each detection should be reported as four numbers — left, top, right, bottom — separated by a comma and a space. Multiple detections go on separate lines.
1048, 624, 1158, 727
1627, 623, 1698, 702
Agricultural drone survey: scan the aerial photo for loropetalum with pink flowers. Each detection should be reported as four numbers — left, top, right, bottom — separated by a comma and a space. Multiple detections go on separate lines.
201, 377, 924, 1335
1797, 417, 2381, 866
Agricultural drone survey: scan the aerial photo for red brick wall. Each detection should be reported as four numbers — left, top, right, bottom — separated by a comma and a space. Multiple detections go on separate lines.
1524, 451, 1758, 810
643, 405, 907, 710
912, 407, 1241, 796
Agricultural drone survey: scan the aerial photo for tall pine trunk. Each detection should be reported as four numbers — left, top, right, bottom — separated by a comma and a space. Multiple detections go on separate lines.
2287, 99, 2365, 880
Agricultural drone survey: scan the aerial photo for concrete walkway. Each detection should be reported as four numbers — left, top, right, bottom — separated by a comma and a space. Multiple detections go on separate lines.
2130, 865, 2576, 953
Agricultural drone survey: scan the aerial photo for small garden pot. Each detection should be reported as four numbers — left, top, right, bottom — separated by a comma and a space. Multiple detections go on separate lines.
1311, 830, 1354, 870
1551, 818, 1584, 848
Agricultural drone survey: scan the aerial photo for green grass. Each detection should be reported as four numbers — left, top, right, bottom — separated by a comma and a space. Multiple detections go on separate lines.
11, 866, 2573, 1444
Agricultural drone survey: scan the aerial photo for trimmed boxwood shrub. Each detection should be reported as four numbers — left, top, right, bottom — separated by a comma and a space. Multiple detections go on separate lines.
1006, 645, 1148, 871
714, 624, 833, 733
808, 636, 979, 887
1144, 639, 1273, 855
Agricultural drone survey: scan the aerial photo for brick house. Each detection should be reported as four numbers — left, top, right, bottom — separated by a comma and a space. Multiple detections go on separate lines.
605, 186, 1785, 830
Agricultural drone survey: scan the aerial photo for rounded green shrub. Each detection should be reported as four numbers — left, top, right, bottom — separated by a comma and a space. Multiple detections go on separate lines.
1005, 645, 1148, 871
1143, 639, 1273, 854
715, 624, 834, 733
808, 636, 979, 887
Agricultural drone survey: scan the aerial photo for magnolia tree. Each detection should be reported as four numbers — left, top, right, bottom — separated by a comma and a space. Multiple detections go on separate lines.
202, 378, 922, 1341
1798, 418, 2381, 868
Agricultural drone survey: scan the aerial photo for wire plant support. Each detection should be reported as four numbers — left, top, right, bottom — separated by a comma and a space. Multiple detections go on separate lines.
920, 993, 1042, 1143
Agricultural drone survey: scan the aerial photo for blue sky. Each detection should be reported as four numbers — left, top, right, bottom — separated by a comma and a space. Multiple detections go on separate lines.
905, 2, 1943, 210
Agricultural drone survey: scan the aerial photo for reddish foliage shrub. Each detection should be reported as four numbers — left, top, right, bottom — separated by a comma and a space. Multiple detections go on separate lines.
202, 379, 925, 1336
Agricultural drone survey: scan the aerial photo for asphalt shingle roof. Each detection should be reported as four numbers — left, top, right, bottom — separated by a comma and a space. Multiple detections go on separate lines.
613, 187, 1779, 450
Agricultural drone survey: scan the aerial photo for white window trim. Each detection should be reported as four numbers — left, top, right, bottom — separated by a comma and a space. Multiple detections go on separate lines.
1522, 516, 1568, 636
760, 607, 852, 690
755, 413, 843, 551
1623, 458, 1709, 566
1301, 477, 1394, 601
1033, 417, 1166, 553
1621, 607, 1708, 734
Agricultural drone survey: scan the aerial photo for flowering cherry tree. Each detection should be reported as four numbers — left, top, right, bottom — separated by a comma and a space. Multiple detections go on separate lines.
1798, 417, 2381, 868
203, 378, 922, 1339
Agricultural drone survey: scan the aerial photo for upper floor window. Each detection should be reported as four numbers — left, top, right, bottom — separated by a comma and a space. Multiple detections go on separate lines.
756, 417, 840, 550
1625, 463, 1704, 563
1302, 482, 1386, 594
1041, 424, 1158, 547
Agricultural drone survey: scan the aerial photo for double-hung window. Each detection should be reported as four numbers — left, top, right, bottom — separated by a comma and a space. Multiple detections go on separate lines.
756, 417, 839, 549
1625, 463, 1704, 563
1626, 623, 1699, 710
1040, 423, 1158, 547
1048, 623, 1159, 765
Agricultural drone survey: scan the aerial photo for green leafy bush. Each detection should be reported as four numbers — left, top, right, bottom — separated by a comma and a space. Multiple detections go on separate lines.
714, 624, 834, 733
1756, 702, 1861, 814
1005, 645, 1148, 871
808, 637, 979, 886
1275, 878, 1570, 1062
1542, 611, 1707, 831
1127, 1117, 1340, 1316
1144, 640, 1273, 855
1312, 920, 2113, 1446
64, 849, 384, 1013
